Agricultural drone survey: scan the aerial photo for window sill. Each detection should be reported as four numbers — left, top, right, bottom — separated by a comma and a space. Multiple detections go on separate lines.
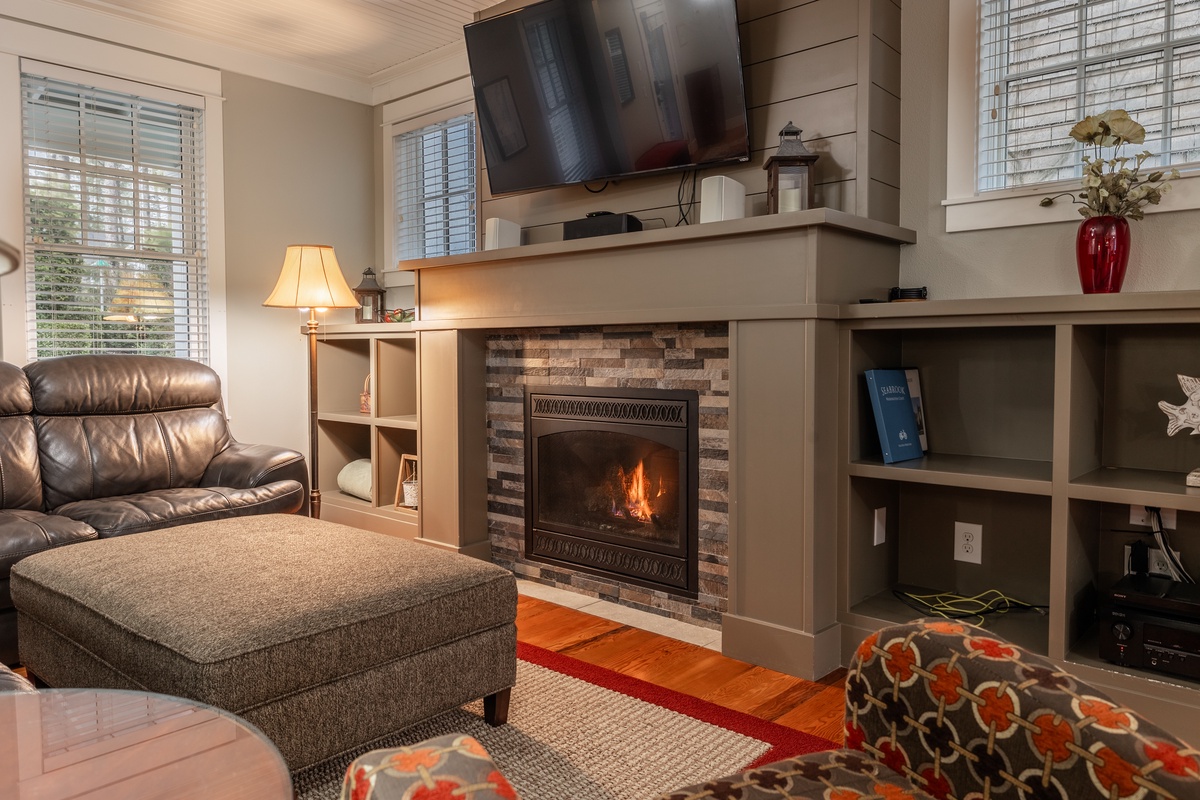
944, 173, 1200, 232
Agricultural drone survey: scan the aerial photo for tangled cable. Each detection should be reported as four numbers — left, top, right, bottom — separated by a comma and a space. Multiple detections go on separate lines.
891, 588, 1047, 626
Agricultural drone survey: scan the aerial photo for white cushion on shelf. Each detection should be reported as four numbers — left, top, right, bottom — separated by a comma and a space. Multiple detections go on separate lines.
337, 458, 372, 501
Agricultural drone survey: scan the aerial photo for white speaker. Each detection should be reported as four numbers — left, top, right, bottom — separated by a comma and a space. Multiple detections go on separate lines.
484, 217, 521, 250
699, 176, 746, 223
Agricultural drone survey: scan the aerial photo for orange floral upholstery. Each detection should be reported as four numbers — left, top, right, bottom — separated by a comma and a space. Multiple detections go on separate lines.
339, 733, 518, 800
659, 620, 1199, 800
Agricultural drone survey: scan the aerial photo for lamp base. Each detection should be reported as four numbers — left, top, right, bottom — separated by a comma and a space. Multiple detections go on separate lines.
310, 489, 321, 519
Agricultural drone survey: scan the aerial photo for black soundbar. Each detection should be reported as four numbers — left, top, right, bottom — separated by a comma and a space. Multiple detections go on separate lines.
563, 213, 642, 240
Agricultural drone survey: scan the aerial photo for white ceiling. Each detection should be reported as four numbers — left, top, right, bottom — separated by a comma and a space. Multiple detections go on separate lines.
29, 0, 498, 84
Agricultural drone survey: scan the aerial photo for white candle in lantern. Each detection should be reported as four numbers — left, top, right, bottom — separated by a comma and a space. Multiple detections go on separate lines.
779, 188, 803, 213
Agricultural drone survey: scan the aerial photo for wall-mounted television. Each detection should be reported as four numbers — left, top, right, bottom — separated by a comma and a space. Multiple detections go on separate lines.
464, 0, 751, 197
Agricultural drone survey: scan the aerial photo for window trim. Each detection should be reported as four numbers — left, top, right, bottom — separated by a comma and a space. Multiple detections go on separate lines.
945, 1, 1200, 232
0, 21, 225, 385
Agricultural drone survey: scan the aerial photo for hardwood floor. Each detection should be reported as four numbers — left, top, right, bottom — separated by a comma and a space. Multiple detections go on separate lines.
13, 595, 849, 744
517, 595, 847, 744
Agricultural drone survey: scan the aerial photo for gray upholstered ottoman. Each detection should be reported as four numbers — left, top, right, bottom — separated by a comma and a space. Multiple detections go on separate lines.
9, 514, 517, 771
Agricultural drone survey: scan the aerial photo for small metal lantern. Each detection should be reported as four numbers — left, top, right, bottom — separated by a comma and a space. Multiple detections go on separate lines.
353, 267, 386, 324
763, 121, 819, 214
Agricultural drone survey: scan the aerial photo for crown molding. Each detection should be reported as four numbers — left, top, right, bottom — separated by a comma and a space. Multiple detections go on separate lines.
2, 0, 373, 103
370, 41, 470, 107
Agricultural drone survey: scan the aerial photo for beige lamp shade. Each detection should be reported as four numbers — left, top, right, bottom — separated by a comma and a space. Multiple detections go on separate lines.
263, 244, 358, 309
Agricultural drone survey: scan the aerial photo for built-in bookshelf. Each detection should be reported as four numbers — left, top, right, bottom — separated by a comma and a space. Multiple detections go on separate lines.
838, 292, 1200, 744
315, 324, 418, 538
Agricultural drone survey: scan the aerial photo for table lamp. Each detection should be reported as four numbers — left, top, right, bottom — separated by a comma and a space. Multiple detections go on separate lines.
263, 244, 359, 518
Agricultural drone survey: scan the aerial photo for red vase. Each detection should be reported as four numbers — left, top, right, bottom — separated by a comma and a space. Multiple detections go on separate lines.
1075, 215, 1130, 294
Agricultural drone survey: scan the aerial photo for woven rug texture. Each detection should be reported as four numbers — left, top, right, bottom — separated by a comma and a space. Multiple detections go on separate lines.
293, 644, 835, 800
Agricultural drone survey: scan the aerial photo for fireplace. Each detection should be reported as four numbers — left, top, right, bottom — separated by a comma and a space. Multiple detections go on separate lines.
524, 385, 699, 597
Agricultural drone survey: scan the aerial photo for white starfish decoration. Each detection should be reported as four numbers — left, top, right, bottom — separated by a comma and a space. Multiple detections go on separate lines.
1159, 374, 1200, 436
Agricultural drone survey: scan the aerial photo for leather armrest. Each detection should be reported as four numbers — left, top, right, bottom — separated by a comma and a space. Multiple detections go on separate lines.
202, 443, 309, 514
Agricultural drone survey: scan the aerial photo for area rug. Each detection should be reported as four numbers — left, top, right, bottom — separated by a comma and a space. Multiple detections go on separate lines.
293, 641, 838, 800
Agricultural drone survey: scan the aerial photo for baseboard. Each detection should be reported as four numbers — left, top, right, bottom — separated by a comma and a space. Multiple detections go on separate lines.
414, 536, 493, 561
721, 612, 842, 681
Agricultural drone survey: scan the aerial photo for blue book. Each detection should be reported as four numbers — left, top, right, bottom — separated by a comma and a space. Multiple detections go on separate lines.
864, 369, 924, 464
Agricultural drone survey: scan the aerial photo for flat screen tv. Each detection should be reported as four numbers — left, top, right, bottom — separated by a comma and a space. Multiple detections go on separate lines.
464, 0, 751, 196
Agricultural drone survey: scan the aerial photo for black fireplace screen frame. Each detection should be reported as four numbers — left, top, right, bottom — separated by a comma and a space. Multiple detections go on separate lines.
524, 384, 699, 597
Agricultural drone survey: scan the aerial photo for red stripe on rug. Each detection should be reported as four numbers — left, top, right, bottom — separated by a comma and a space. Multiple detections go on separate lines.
517, 641, 839, 768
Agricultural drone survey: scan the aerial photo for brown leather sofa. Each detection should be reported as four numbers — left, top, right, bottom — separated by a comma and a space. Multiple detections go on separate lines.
0, 354, 308, 665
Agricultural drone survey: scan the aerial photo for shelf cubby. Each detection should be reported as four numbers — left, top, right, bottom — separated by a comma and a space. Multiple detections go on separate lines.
316, 419, 371, 498
845, 477, 1052, 656
847, 325, 1056, 471
312, 326, 420, 538
316, 337, 371, 417
375, 335, 417, 422
376, 425, 418, 509
1068, 323, 1200, 484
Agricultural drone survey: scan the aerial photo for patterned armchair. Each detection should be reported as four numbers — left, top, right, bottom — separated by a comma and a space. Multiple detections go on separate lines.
661, 619, 1199, 800
337, 620, 1199, 800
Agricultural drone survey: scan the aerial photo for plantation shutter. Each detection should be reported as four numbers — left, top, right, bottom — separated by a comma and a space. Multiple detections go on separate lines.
394, 114, 477, 261
978, 0, 1200, 193
21, 66, 209, 362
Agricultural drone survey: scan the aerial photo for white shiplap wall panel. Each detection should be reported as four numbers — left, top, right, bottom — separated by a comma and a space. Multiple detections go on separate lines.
472, 0, 896, 229
741, 0, 857, 66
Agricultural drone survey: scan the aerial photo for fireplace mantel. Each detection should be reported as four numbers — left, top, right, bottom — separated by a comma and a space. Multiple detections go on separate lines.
393, 209, 914, 330
403, 211, 914, 681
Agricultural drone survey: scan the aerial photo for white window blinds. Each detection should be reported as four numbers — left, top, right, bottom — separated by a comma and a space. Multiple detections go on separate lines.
21, 70, 209, 362
978, 0, 1200, 192
394, 114, 477, 261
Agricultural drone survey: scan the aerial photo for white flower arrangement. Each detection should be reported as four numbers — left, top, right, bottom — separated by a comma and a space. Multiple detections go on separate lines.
1040, 109, 1179, 220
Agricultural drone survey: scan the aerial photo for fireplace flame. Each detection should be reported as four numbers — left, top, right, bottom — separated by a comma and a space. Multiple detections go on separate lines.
604, 460, 659, 523
623, 460, 654, 522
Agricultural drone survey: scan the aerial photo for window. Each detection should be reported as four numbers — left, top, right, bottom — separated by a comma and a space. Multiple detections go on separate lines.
946, 0, 1200, 230
393, 114, 477, 261
21, 70, 208, 362
978, 0, 1200, 193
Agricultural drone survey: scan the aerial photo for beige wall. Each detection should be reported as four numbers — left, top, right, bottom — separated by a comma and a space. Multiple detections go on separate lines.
221, 72, 374, 451
899, 2, 1200, 298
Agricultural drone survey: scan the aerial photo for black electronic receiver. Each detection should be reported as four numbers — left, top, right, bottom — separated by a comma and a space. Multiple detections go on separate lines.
1098, 574, 1200, 681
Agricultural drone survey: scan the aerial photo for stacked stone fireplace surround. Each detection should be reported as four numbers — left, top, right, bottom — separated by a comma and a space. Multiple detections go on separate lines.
485, 322, 729, 628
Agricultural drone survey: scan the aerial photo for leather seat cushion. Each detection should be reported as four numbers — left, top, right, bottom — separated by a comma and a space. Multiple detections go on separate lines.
0, 509, 97, 582
53, 482, 306, 537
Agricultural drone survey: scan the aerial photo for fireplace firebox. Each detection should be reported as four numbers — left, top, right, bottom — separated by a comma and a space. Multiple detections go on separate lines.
524, 385, 699, 596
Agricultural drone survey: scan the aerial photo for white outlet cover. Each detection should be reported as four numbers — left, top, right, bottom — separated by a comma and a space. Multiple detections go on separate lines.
874, 507, 886, 546
954, 522, 983, 564
1124, 544, 1183, 576
1129, 505, 1177, 529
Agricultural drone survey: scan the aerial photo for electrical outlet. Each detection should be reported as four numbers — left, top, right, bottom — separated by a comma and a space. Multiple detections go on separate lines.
954, 522, 983, 564
873, 507, 886, 546
1129, 505, 1177, 529
1124, 544, 1183, 576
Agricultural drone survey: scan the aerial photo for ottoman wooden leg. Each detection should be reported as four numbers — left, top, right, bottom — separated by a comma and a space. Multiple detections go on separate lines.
484, 687, 511, 726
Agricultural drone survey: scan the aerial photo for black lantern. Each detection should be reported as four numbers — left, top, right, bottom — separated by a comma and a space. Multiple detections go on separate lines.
353, 267, 386, 324
763, 121, 819, 214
